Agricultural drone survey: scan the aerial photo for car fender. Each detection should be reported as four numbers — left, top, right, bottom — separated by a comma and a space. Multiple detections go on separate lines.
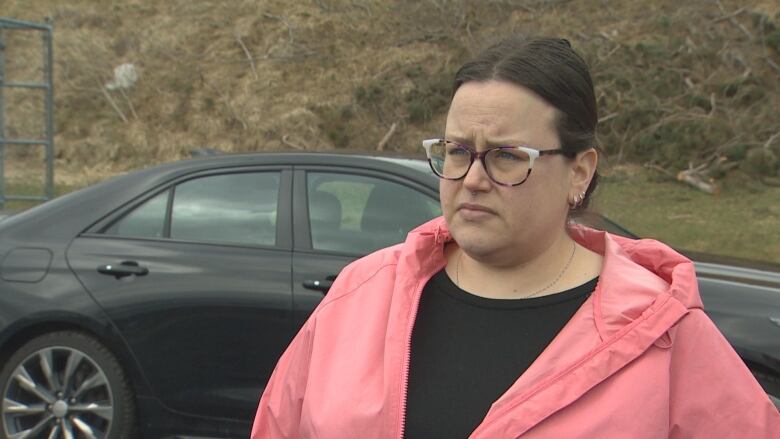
0, 309, 155, 399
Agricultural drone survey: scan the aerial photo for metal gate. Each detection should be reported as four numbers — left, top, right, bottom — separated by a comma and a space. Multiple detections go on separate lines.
0, 17, 54, 209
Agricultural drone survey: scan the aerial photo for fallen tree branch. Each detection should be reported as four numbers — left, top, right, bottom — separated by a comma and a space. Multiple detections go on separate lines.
236, 35, 259, 79
729, 18, 753, 40
708, 92, 717, 117
689, 160, 710, 174
766, 58, 780, 76
598, 112, 619, 124
281, 134, 305, 150
599, 31, 614, 42
677, 168, 720, 194
376, 122, 398, 151
764, 131, 780, 150
685, 36, 698, 52
97, 80, 128, 123
711, 6, 745, 23
644, 163, 676, 179
718, 161, 740, 172
117, 87, 139, 120
574, 31, 590, 41
647, 161, 722, 194
715, 0, 752, 41
600, 44, 621, 61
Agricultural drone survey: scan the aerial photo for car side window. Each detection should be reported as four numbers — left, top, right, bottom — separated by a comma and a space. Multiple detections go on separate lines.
170, 172, 280, 246
105, 172, 280, 246
104, 190, 168, 238
307, 172, 441, 254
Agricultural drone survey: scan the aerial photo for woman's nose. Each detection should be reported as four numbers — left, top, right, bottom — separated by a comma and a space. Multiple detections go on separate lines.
462, 156, 493, 192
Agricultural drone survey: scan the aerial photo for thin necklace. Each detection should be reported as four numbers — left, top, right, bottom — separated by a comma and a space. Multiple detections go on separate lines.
456, 241, 577, 299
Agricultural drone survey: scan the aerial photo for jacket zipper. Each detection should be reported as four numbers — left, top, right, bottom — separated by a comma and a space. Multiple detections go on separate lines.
400, 226, 447, 438
397, 279, 428, 439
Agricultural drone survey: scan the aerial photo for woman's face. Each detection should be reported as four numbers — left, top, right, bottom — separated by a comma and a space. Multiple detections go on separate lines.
440, 80, 581, 265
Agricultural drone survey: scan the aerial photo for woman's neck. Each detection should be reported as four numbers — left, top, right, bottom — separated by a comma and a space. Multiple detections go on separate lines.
446, 234, 603, 300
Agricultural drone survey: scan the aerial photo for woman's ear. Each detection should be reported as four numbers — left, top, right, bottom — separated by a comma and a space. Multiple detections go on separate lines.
570, 148, 598, 198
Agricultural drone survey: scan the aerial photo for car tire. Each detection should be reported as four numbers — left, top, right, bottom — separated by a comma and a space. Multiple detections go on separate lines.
0, 330, 138, 438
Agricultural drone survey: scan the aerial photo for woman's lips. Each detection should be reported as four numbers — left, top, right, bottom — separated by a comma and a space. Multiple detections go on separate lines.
457, 203, 496, 220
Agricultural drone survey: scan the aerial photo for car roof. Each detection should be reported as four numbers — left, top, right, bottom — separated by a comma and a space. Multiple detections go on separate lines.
156, 150, 429, 169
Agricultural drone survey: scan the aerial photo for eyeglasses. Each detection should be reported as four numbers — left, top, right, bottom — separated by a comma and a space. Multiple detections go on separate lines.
422, 139, 575, 186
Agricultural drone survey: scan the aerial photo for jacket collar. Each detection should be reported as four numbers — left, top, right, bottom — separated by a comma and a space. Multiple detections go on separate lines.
568, 225, 702, 338
408, 217, 701, 338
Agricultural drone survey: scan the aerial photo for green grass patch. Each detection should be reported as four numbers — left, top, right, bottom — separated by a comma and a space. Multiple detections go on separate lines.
596, 165, 780, 264
1, 178, 81, 212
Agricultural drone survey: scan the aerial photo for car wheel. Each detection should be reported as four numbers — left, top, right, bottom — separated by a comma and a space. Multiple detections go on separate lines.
0, 331, 137, 438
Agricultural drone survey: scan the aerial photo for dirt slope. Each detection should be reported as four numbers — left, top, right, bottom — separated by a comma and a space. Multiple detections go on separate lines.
1, 0, 779, 184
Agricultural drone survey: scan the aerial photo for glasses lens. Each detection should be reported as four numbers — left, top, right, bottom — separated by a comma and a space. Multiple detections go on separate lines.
429, 140, 471, 179
485, 148, 531, 185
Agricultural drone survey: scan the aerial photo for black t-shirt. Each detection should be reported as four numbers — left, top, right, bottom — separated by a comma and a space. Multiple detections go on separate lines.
403, 270, 598, 439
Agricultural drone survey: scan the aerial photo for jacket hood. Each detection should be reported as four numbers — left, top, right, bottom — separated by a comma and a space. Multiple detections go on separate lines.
409, 217, 703, 338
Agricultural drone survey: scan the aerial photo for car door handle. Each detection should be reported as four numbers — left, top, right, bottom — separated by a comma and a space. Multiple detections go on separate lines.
97, 261, 149, 279
302, 275, 337, 294
302, 279, 333, 293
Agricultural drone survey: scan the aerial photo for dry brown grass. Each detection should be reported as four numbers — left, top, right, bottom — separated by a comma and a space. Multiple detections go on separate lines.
1, 0, 778, 185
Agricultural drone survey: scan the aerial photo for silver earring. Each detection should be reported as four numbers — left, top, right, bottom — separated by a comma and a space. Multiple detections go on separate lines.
570, 191, 586, 209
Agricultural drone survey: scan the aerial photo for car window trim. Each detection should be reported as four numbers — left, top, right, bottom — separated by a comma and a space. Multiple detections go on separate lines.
74, 233, 294, 252
163, 186, 174, 238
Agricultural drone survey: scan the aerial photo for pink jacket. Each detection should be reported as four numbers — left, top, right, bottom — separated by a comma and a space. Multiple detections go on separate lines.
252, 217, 779, 438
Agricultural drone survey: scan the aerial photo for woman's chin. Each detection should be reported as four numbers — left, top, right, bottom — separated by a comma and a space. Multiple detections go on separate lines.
452, 233, 503, 258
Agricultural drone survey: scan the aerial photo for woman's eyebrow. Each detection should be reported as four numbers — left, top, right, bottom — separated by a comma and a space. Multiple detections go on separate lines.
444, 134, 470, 143
446, 135, 531, 147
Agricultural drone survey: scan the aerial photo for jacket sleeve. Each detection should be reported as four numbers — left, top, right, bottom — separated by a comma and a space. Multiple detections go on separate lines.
251, 316, 316, 439
669, 308, 780, 438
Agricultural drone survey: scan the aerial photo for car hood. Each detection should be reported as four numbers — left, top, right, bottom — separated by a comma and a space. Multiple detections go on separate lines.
575, 212, 780, 289
683, 250, 780, 289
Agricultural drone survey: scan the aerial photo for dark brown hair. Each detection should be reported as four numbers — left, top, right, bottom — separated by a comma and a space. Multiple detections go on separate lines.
452, 35, 599, 211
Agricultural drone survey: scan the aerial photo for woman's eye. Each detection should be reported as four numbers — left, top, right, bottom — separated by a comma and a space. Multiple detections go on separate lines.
496, 150, 519, 160
494, 149, 530, 162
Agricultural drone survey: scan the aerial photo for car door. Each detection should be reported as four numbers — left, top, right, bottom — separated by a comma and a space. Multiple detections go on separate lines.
66, 167, 293, 422
291, 167, 441, 328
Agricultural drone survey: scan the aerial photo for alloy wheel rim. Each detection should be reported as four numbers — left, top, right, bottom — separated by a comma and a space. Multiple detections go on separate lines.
3, 346, 114, 439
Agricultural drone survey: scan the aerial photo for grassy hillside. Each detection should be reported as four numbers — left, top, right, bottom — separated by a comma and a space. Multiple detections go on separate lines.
2, 0, 780, 261
3, 0, 779, 170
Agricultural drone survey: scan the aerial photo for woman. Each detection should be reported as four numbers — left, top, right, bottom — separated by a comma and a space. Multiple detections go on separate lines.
252, 36, 779, 438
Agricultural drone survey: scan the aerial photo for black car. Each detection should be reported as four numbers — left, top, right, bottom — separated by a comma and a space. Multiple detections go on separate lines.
0, 152, 778, 438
